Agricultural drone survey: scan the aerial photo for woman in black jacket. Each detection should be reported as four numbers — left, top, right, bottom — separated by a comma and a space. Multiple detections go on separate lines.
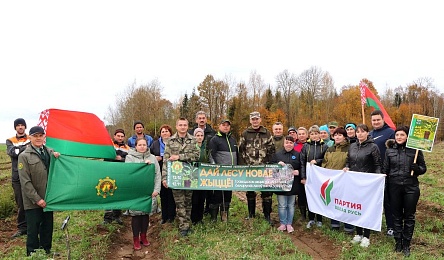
272, 135, 301, 233
383, 126, 426, 257
345, 124, 381, 248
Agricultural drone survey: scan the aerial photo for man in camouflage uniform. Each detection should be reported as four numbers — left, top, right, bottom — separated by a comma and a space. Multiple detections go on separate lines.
162, 117, 200, 237
238, 111, 275, 224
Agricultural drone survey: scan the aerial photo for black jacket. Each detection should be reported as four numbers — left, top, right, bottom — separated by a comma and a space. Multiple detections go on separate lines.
346, 137, 381, 173
150, 139, 164, 170
188, 123, 216, 144
300, 139, 328, 180
382, 140, 426, 185
272, 149, 301, 195
208, 131, 238, 165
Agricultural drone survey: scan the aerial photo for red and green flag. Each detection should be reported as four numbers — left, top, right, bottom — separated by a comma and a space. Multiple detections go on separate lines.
38, 108, 116, 159
44, 155, 154, 212
360, 81, 396, 130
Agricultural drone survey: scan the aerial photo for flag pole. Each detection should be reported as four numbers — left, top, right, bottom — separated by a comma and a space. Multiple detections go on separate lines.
361, 103, 365, 125
411, 150, 419, 176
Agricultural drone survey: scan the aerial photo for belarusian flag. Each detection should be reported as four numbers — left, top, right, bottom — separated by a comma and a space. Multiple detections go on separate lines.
360, 81, 396, 130
38, 109, 116, 159
44, 155, 154, 212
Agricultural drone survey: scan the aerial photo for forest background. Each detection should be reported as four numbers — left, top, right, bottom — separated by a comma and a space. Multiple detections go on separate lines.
106, 67, 444, 141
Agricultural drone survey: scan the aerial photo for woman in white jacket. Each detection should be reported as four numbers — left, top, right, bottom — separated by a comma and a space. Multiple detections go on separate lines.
125, 137, 161, 250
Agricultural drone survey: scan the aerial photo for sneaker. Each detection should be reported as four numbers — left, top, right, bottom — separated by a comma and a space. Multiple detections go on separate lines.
360, 237, 370, 247
306, 220, 315, 229
351, 235, 363, 244
277, 224, 286, 231
316, 221, 323, 227
286, 225, 294, 233
386, 228, 394, 237
122, 210, 129, 216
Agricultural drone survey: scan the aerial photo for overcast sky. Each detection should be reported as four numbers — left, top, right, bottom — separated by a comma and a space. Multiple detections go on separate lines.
1, 1, 443, 141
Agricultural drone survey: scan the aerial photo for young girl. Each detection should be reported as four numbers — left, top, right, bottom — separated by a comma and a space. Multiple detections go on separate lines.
125, 137, 161, 250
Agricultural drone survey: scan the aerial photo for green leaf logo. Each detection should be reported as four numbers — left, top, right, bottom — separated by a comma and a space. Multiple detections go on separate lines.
320, 179, 334, 206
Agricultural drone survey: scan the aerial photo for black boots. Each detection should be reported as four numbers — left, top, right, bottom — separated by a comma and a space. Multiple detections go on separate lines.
402, 240, 411, 257
262, 199, 272, 225
247, 198, 256, 219
209, 204, 219, 222
394, 238, 403, 252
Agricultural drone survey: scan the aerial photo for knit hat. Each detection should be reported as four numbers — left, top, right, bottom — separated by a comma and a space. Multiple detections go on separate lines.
345, 123, 356, 130
29, 126, 45, 136
133, 121, 144, 129
193, 128, 204, 136
14, 118, 27, 129
114, 129, 125, 136
319, 124, 329, 132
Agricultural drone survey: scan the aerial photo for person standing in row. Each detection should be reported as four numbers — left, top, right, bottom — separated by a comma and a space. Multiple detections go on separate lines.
6, 118, 30, 238
345, 124, 382, 248
370, 110, 395, 237
345, 123, 357, 144
18, 126, 60, 256
207, 119, 238, 222
127, 121, 154, 148
150, 124, 176, 224
238, 111, 275, 224
383, 126, 427, 257
273, 135, 300, 233
300, 125, 328, 228
319, 124, 333, 147
294, 127, 308, 152
162, 117, 200, 237
272, 122, 284, 152
321, 127, 354, 233
103, 128, 129, 225
190, 128, 209, 224
125, 137, 161, 250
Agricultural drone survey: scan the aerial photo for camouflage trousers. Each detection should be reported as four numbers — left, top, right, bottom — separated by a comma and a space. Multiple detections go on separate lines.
172, 189, 192, 231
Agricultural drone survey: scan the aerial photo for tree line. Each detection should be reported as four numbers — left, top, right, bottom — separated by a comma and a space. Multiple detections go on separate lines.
106, 67, 444, 141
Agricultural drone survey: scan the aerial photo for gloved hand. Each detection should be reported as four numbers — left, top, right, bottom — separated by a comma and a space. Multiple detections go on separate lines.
410, 163, 420, 175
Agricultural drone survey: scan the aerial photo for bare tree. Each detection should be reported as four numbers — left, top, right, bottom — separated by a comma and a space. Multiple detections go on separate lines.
248, 70, 265, 110
276, 69, 297, 125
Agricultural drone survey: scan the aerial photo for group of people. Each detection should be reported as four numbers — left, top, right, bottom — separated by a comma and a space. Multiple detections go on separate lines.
7, 109, 426, 257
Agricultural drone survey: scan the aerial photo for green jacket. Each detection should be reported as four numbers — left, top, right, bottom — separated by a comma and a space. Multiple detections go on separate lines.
321, 140, 350, 170
18, 145, 54, 210
238, 126, 275, 166
162, 132, 200, 181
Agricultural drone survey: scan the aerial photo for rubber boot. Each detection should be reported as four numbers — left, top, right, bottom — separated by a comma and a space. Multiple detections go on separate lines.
133, 236, 141, 250
402, 240, 411, 257
209, 204, 219, 222
262, 199, 272, 225
140, 233, 150, 246
247, 198, 256, 219
220, 203, 229, 222
394, 237, 403, 252
299, 206, 307, 221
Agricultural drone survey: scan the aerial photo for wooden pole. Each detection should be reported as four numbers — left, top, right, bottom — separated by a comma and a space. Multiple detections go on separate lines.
411, 149, 419, 176
361, 104, 365, 125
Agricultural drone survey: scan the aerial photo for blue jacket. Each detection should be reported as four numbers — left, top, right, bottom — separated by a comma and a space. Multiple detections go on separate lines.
127, 134, 154, 148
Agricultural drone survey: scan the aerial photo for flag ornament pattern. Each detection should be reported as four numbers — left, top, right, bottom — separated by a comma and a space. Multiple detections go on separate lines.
359, 81, 396, 130
37, 108, 116, 159
96, 177, 117, 198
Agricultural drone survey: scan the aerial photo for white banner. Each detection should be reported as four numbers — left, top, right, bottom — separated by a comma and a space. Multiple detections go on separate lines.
305, 163, 385, 231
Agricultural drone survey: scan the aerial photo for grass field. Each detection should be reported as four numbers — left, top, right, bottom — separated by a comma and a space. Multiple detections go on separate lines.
0, 143, 443, 259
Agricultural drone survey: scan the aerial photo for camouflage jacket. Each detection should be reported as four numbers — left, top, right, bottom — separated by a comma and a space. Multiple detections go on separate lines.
162, 132, 200, 181
238, 126, 275, 165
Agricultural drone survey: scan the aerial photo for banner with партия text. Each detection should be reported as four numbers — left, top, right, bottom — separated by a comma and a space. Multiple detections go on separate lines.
166, 161, 294, 191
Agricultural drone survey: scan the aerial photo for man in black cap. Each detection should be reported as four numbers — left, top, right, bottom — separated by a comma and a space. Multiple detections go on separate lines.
6, 118, 30, 238
18, 126, 60, 256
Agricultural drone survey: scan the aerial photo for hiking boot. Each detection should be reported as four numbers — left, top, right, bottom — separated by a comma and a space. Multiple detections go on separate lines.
286, 225, 294, 233
351, 235, 363, 244
306, 220, 315, 229
395, 238, 403, 252
316, 221, 323, 227
360, 237, 370, 248
277, 224, 286, 231
386, 228, 394, 237
403, 240, 411, 257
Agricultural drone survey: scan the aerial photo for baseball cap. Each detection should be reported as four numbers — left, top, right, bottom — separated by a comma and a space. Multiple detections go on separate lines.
220, 119, 231, 125
288, 127, 296, 133
328, 121, 338, 128
29, 126, 45, 136
249, 111, 260, 119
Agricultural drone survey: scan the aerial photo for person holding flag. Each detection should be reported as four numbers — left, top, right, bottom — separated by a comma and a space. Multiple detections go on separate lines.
383, 126, 427, 257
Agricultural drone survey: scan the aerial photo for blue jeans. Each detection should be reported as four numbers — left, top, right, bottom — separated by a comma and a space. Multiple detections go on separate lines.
277, 195, 295, 225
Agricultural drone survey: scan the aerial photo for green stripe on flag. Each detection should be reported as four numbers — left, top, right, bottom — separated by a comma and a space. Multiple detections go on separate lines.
44, 155, 154, 212
366, 97, 380, 110
46, 137, 116, 159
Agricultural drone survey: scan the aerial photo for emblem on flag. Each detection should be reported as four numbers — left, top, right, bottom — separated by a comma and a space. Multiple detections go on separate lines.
96, 177, 117, 198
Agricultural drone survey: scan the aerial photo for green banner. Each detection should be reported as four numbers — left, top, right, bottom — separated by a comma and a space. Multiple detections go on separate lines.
166, 161, 294, 191
45, 155, 154, 212
406, 114, 439, 152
